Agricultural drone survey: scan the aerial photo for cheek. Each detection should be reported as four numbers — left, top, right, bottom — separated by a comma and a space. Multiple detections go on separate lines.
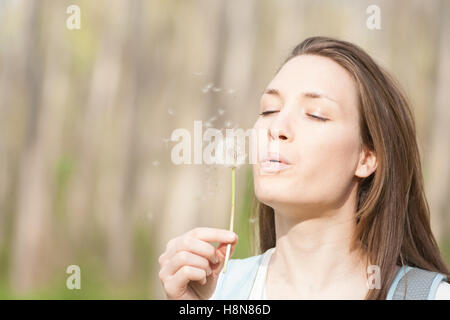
299, 127, 360, 192
252, 121, 361, 204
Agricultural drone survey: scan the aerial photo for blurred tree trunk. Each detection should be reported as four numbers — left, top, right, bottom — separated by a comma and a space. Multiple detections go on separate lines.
10, 0, 50, 293
104, 0, 146, 283
425, 0, 450, 243
65, 0, 132, 282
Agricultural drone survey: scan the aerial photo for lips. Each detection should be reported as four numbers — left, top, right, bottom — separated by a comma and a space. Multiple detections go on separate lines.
259, 152, 292, 173
261, 152, 291, 165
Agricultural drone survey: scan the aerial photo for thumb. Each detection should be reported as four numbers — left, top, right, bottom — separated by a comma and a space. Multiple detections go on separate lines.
211, 237, 238, 274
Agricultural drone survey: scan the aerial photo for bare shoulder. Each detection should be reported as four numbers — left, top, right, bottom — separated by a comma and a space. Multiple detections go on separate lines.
435, 281, 450, 300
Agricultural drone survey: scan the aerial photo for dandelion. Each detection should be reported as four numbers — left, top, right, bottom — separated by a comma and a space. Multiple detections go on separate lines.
215, 134, 247, 273
215, 134, 247, 168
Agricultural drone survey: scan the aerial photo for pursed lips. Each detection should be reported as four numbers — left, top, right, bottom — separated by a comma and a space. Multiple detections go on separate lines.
259, 152, 292, 173
261, 152, 292, 165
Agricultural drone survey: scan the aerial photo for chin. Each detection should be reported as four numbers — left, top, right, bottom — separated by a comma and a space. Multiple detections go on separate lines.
255, 185, 290, 206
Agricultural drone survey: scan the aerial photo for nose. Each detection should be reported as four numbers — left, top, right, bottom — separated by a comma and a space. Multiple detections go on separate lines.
268, 126, 290, 141
264, 106, 294, 142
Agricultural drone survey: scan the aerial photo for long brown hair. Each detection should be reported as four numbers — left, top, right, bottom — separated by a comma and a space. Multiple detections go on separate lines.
251, 36, 450, 300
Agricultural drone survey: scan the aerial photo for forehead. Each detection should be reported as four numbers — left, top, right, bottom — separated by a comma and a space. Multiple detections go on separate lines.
266, 55, 358, 110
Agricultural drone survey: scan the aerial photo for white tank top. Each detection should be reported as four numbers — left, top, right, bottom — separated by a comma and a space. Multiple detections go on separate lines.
248, 247, 275, 299
247, 247, 450, 299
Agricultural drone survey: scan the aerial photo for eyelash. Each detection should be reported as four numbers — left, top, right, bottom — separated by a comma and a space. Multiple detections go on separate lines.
259, 110, 328, 122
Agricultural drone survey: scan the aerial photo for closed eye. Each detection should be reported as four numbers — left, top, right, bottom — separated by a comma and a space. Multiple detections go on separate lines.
259, 110, 278, 116
308, 114, 328, 121
259, 110, 328, 122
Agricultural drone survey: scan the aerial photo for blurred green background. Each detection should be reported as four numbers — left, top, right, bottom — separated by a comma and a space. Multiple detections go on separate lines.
0, 0, 449, 299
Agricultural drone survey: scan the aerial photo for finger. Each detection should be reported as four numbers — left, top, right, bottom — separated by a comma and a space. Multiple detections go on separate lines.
173, 237, 221, 264
160, 251, 211, 280
158, 252, 168, 267
165, 266, 207, 298
209, 238, 238, 274
189, 227, 237, 244
159, 238, 178, 267
216, 239, 238, 261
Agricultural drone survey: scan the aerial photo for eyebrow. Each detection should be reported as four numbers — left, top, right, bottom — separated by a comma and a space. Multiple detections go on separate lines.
262, 88, 339, 106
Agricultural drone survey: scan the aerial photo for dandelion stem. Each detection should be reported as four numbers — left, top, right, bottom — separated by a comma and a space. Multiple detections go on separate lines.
223, 166, 235, 273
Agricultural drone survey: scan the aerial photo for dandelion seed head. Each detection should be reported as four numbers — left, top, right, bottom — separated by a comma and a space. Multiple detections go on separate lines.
215, 134, 247, 168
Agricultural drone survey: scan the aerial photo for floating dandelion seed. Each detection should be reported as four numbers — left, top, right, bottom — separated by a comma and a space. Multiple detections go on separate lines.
218, 108, 225, 116
208, 116, 217, 122
215, 134, 247, 273
202, 82, 214, 93
193, 71, 204, 76
152, 160, 160, 167
162, 137, 170, 148
212, 87, 222, 92
168, 108, 174, 115
227, 88, 235, 95
225, 121, 232, 128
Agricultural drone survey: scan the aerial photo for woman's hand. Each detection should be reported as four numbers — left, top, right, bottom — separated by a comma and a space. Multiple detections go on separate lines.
158, 227, 238, 300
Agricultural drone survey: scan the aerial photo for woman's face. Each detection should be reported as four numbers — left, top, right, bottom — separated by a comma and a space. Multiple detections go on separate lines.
253, 54, 365, 217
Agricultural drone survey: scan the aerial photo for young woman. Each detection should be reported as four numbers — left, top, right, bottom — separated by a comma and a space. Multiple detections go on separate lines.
158, 36, 450, 300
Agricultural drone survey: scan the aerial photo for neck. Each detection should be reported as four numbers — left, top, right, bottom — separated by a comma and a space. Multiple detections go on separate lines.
269, 201, 368, 295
